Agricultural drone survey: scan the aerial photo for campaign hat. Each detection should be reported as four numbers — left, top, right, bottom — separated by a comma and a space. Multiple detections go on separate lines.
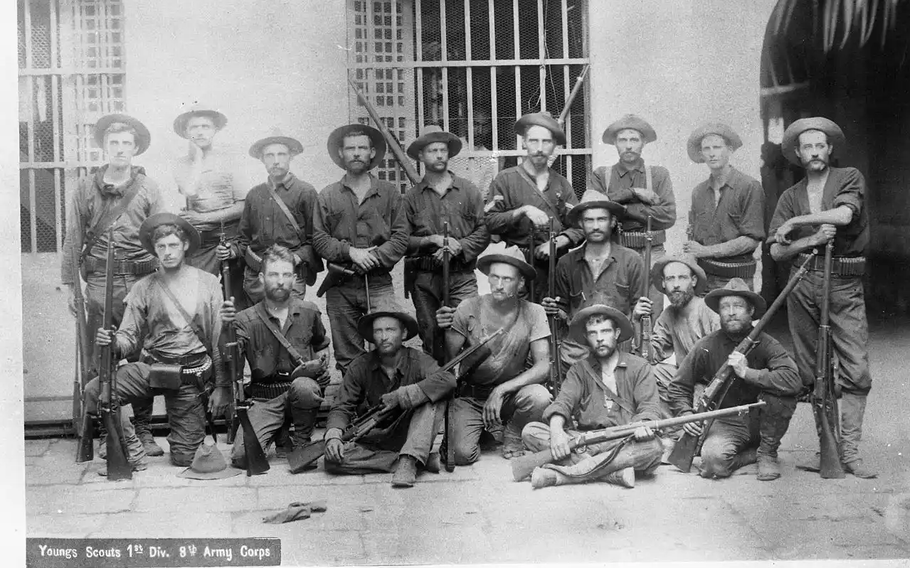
602, 114, 657, 145
704, 278, 767, 319
327, 123, 387, 170
173, 102, 228, 138
514, 111, 567, 146
357, 311, 419, 342
566, 189, 626, 228
94, 113, 151, 155
139, 212, 201, 256
406, 125, 462, 160
177, 443, 242, 480
650, 255, 708, 296
476, 245, 537, 282
781, 117, 846, 166
568, 304, 634, 343
249, 128, 304, 159
687, 122, 743, 163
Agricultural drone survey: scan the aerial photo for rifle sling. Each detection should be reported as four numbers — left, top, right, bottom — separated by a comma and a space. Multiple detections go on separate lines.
265, 184, 302, 235
253, 303, 306, 365
80, 173, 145, 263
154, 276, 212, 358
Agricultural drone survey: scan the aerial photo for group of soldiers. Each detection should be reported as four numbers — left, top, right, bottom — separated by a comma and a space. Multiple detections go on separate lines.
66, 103, 875, 488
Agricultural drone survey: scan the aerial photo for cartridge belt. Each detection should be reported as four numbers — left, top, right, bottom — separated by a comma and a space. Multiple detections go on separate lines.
84, 256, 158, 276
249, 380, 294, 400
406, 255, 474, 273
797, 253, 866, 277
698, 258, 757, 279
618, 229, 666, 249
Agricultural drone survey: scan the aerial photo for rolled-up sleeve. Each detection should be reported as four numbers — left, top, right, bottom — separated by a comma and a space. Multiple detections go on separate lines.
832, 167, 864, 219
543, 364, 584, 423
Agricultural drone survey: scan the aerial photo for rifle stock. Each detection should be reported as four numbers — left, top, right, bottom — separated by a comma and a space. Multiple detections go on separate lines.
813, 241, 846, 478
511, 401, 765, 481
667, 251, 818, 472
73, 244, 95, 461
547, 217, 562, 394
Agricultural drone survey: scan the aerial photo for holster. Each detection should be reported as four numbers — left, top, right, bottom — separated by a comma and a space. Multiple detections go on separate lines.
316, 262, 356, 297
148, 363, 184, 391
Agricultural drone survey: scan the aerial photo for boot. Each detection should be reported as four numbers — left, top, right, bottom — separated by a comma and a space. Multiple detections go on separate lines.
843, 459, 877, 479
757, 454, 781, 481
423, 452, 441, 474
132, 399, 163, 457
290, 409, 319, 451
603, 467, 635, 488
840, 393, 870, 468
530, 467, 562, 489
392, 455, 418, 488
755, 395, 796, 480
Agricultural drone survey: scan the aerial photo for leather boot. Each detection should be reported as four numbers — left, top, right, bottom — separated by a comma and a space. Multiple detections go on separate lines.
530, 467, 562, 489
132, 399, 163, 457
757, 454, 781, 481
290, 409, 319, 451
392, 455, 418, 488
604, 467, 635, 488
755, 395, 796, 480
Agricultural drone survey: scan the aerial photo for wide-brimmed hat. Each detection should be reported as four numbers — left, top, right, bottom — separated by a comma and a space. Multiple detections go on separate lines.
568, 304, 634, 343
650, 255, 708, 296
781, 117, 846, 166
327, 123, 387, 170
139, 212, 201, 256
94, 113, 151, 155
177, 442, 242, 480
249, 128, 304, 159
602, 115, 657, 145
172, 102, 228, 138
687, 122, 743, 163
566, 189, 626, 228
514, 112, 567, 146
357, 311, 419, 342
704, 278, 767, 319
476, 245, 536, 282
406, 125, 462, 160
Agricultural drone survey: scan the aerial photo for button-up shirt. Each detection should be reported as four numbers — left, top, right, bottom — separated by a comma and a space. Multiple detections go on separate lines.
230, 298, 329, 382
668, 328, 801, 416
313, 174, 409, 272
484, 165, 584, 249
588, 161, 676, 232
61, 165, 163, 285
173, 149, 248, 233
544, 353, 661, 430
326, 347, 455, 431
689, 167, 766, 263
403, 173, 489, 265
116, 269, 226, 385
238, 172, 319, 274
650, 296, 720, 363
767, 166, 868, 257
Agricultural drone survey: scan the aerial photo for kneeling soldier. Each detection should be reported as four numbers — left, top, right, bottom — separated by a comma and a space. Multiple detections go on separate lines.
324, 311, 455, 487
219, 245, 331, 469
668, 279, 801, 481
522, 305, 663, 489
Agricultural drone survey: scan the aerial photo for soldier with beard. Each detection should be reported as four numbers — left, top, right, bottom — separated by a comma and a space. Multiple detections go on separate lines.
219, 245, 331, 468
668, 279, 801, 481
403, 125, 489, 363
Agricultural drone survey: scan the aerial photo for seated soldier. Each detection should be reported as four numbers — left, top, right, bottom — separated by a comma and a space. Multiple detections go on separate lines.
87, 213, 229, 469
436, 246, 552, 463
668, 279, 802, 481
219, 244, 331, 469
522, 305, 664, 489
323, 311, 455, 488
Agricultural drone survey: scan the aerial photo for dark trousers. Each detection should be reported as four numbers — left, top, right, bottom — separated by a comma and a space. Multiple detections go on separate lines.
325, 274, 398, 373
410, 270, 478, 363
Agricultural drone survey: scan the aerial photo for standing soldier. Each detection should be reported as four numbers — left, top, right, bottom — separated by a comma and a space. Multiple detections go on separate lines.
313, 124, 409, 373
171, 104, 246, 288
227, 130, 321, 305
61, 113, 165, 458
769, 117, 875, 479
684, 123, 766, 291
589, 114, 675, 314
403, 125, 489, 363
484, 112, 584, 302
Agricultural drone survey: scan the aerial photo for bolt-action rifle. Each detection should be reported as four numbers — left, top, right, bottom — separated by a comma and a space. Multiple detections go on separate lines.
220, 224, 238, 447
547, 217, 563, 394
667, 251, 817, 473
441, 221, 456, 471
638, 216, 654, 364
73, 244, 93, 460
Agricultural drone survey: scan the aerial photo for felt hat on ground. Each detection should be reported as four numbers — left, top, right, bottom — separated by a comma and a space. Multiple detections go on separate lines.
514, 111, 567, 146
249, 128, 304, 159
94, 113, 151, 155
781, 117, 846, 166
177, 443, 242, 480
172, 102, 228, 138
704, 278, 767, 319
357, 311, 419, 342
650, 255, 708, 296
568, 304, 634, 343
601, 114, 657, 145
326, 123, 387, 170
687, 122, 743, 163
476, 245, 537, 282
139, 212, 201, 257
566, 189, 626, 228
406, 125, 462, 160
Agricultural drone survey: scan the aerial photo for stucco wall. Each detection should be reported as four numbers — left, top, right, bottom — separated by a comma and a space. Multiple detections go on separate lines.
588, 0, 778, 252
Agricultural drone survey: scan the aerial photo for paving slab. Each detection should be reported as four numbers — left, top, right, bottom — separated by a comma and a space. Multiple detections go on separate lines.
27, 513, 108, 538
91, 511, 234, 538
27, 486, 136, 516
132, 487, 257, 514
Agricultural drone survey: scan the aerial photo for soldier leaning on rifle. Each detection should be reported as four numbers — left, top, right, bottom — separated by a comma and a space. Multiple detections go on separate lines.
226, 130, 321, 305
484, 112, 584, 303
324, 311, 455, 488
668, 279, 801, 481
522, 305, 664, 489
219, 245, 330, 469
61, 113, 166, 459
88, 213, 229, 468
768, 117, 875, 479
683, 123, 766, 292
402, 125, 490, 364
171, 103, 247, 305
436, 247, 552, 463
541, 191, 645, 375
589, 114, 675, 315
312, 124, 409, 373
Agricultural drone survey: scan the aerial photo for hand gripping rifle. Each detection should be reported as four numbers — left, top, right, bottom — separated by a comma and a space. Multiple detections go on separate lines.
813, 241, 846, 478
638, 215, 654, 364
547, 217, 563, 394
511, 401, 765, 481
73, 245, 94, 460
667, 251, 817, 472
98, 229, 132, 480
290, 327, 506, 472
